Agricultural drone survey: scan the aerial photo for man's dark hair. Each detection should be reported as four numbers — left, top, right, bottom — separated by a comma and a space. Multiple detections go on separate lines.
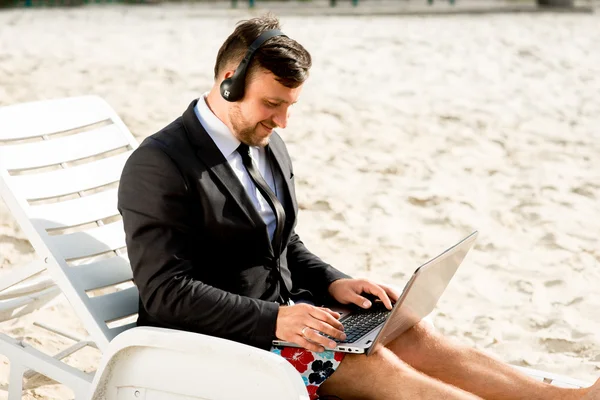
214, 14, 312, 89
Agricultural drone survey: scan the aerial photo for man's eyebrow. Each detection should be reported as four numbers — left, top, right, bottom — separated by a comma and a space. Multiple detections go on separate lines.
266, 97, 297, 105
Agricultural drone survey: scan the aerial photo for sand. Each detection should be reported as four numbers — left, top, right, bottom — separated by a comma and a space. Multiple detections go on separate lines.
1, 4, 599, 398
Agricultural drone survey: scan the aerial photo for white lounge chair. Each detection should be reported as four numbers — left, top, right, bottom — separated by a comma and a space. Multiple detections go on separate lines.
0, 96, 591, 400
0, 96, 307, 400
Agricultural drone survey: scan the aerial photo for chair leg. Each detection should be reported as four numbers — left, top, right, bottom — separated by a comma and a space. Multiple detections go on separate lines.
0, 333, 92, 398
8, 363, 25, 400
23, 340, 95, 380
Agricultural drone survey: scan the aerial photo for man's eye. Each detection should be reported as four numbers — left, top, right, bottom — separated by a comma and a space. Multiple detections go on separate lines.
266, 102, 279, 108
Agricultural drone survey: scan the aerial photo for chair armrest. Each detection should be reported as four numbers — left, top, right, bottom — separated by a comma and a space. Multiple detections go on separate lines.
90, 326, 308, 400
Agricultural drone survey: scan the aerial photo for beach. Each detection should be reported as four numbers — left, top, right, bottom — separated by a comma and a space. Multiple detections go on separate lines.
1, 4, 600, 398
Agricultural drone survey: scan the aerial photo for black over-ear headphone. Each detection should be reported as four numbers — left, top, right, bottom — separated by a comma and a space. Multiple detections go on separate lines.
220, 29, 286, 102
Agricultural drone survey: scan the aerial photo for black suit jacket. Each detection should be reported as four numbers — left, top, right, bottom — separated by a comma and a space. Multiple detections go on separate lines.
118, 99, 351, 349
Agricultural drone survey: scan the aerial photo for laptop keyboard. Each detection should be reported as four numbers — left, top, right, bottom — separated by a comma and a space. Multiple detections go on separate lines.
336, 305, 391, 343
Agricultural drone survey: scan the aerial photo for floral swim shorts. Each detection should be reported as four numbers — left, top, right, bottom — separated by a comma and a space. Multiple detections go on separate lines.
271, 346, 345, 400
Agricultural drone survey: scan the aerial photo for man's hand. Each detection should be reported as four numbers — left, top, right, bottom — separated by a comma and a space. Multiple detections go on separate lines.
328, 278, 400, 310
275, 304, 347, 352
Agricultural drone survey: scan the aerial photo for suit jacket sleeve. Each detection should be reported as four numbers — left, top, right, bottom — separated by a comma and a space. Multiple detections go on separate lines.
286, 232, 352, 304
118, 144, 279, 349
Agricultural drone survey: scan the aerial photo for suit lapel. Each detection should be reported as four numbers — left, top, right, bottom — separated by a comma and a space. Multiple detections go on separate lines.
267, 134, 298, 244
268, 134, 297, 213
182, 100, 267, 237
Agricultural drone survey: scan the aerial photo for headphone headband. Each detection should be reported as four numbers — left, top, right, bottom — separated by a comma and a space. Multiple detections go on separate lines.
220, 29, 287, 102
247, 29, 284, 53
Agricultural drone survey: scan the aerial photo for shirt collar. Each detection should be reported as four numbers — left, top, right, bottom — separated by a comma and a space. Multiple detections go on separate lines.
194, 93, 240, 159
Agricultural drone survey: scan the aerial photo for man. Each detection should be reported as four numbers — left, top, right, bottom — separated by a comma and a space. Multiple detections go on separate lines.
118, 14, 598, 400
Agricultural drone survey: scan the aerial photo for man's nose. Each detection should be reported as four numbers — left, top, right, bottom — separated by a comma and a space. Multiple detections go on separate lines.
272, 108, 290, 129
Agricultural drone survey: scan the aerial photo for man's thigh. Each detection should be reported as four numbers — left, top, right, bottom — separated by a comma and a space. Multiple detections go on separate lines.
318, 345, 408, 399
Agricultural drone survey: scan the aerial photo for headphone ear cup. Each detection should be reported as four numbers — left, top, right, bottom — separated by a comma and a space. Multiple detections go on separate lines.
220, 75, 245, 102
220, 78, 236, 102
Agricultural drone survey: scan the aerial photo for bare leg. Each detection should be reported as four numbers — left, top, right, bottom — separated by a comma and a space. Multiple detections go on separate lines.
318, 345, 483, 400
386, 321, 595, 400
582, 380, 600, 399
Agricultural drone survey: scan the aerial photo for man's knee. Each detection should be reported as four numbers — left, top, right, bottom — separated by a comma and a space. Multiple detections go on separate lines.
394, 320, 440, 348
332, 346, 411, 381
387, 320, 449, 368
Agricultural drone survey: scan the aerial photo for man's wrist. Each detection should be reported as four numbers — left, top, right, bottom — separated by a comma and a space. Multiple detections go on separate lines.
327, 277, 348, 292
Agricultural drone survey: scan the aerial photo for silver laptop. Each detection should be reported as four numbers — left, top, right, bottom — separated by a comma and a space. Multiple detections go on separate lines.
272, 231, 478, 355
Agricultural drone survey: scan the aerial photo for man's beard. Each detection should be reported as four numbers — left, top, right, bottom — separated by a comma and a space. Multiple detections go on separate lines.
229, 104, 271, 148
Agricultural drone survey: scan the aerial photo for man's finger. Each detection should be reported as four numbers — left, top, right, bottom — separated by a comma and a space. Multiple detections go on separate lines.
379, 284, 400, 303
309, 319, 347, 342
302, 328, 338, 350
347, 292, 373, 309
309, 307, 344, 330
364, 283, 393, 310
295, 335, 325, 353
318, 307, 341, 320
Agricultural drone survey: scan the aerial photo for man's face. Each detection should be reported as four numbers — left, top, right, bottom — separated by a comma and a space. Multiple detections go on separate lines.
228, 69, 303, 147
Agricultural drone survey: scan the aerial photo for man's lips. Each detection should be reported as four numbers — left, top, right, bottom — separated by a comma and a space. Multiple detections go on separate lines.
261, 122, 274, 132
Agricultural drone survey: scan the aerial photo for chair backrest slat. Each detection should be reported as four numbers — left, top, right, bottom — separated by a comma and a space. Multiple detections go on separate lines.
0, 97, 114, 141
69, 254, 132, 292
46, 220, 125, 261
0, 96, 140, 349
87, 287, 139, 326
0, 124, 130, 171
10, 151, 131, 201
29, 188, 119, 230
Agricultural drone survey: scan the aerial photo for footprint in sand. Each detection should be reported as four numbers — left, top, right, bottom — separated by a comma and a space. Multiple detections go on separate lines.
544, 279, 565, 288
511, 279, 534, 295
407, 195, 443, 207
332, 212, 346, 222
0, 234, 33, 255
571, 185, 596, 199
320, 230, 339, 239
539, 337, 593, 355
300, 200, 332, 212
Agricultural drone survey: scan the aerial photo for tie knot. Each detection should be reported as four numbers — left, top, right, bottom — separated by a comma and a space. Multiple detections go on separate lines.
236, 143, 251, 160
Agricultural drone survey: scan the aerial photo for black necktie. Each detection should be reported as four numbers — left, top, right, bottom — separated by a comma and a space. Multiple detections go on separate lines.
236, 143, 286, 255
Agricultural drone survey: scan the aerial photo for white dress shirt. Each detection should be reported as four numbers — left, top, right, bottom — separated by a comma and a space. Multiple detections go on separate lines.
194, 94, 284, 242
